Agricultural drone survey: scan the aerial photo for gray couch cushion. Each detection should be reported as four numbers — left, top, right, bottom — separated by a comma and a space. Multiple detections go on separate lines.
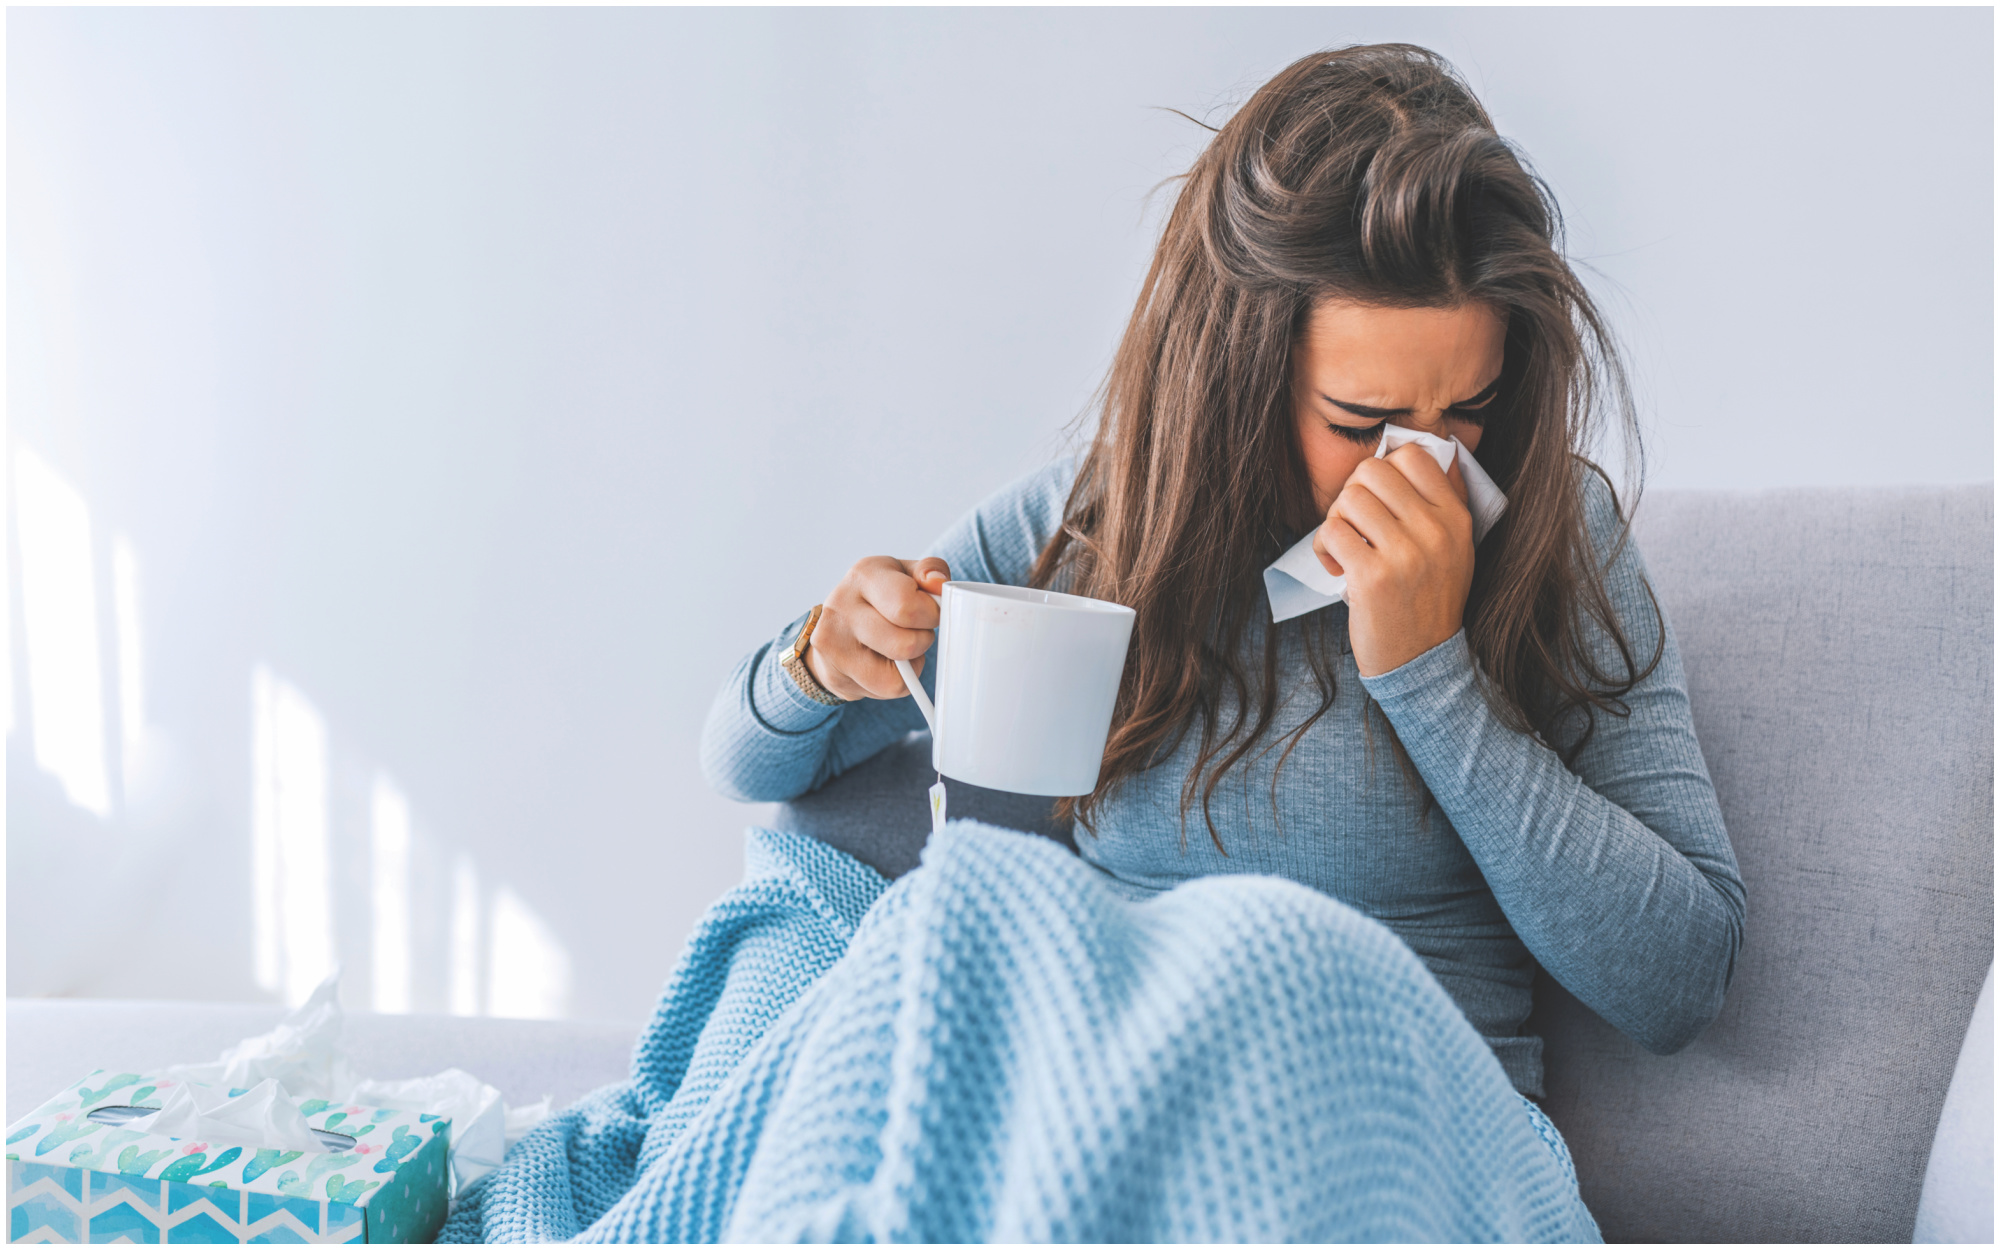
769, 734, 1074, 878
772, 486, 1993, 1244
1525, 485, 1994, 1243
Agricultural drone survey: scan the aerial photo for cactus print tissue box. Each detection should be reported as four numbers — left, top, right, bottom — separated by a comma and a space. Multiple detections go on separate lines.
5, 1070, 451, 1244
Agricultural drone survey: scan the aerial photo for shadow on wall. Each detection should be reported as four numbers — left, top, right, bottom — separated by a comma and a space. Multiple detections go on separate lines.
8, 445, 571, 1017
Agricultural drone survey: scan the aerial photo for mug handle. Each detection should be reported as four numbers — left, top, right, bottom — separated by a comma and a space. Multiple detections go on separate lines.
892, 590, 943, 738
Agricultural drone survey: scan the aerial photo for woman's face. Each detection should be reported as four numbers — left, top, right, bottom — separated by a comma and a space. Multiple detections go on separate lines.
1290, 299, 1507, 516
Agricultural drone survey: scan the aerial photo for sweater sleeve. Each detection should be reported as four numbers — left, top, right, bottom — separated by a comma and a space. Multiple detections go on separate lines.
699, 458, 1080, 804
1358, 470, 1746, 1054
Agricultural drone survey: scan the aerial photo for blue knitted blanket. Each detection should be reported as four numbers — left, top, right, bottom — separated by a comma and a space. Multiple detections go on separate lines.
441, 823, 1600, 1242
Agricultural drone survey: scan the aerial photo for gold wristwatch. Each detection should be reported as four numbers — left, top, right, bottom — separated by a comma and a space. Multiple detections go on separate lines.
780, 604, 848, 706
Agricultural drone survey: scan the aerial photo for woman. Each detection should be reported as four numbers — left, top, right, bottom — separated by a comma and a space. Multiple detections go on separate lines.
702, 41, 1743, 1179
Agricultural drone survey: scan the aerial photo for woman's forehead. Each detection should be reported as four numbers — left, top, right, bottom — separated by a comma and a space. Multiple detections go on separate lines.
1295, 300, 1504, 401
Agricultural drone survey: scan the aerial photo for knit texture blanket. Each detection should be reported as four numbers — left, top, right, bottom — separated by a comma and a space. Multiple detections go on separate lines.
440, 822, 1601, 1242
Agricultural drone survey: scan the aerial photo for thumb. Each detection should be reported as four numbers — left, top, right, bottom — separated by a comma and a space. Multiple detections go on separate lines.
909, 557, 952, 589
1444, 454, 1471, 507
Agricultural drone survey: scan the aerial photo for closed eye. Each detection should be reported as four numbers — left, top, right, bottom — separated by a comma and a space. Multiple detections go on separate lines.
1444, 378, 1502, 424
1323, 419, 1386, 447
1323, 374, 1504, 423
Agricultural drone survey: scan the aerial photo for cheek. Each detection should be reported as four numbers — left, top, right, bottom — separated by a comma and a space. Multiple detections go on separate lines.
1446, 418, 1485, 455
1301, 437, 1373, 514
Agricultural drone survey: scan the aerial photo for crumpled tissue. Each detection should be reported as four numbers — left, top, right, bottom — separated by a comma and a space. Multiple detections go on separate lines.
165, 973, 359, 1100
1264, 424, 1508, 623
129, 1077, 321, 1152
504, 1096, 553, 1149
349, 1069, 506, 1193
165, 971, 549, 1196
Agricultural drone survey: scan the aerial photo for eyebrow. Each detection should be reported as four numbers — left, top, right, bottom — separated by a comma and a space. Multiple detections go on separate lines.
1323, 374, 1503, 420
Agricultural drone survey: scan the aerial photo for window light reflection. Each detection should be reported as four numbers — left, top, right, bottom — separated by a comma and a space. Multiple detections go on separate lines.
250, 665, 335, 1006
488, 887, 573, 1020
14, 448, 110, 816
371, 774, 413, 1014
450, 854, 481, 1017
112, 536, 145, 796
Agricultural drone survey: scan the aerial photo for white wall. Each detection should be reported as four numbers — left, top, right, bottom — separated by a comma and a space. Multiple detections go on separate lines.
9, 7, 1991, 1021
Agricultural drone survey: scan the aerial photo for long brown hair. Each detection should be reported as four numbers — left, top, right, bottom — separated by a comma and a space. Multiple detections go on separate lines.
1029, 44, 1660, 848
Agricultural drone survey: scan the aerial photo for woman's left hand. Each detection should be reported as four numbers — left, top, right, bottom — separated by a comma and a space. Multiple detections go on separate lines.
1313, 443, 1476, 677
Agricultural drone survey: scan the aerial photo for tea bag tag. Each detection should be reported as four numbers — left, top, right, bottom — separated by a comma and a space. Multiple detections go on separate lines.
929, 773, 948, 835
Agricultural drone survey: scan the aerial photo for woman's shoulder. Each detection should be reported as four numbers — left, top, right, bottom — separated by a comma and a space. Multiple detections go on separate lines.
926, 453, 1082, 587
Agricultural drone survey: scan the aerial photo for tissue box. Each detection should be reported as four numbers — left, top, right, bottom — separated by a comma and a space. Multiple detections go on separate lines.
5, 1071, 450, 1244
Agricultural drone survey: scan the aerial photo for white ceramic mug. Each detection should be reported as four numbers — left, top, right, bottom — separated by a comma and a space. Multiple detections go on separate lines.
892, 581, 1137, 796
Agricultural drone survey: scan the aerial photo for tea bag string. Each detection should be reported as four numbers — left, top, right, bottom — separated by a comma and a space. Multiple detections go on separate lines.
893, 640, 950, 837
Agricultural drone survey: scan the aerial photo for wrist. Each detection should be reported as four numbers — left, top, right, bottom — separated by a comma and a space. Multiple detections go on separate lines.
1358, 628, 1472, 695
805, 644, 851, 701
751, 612, 845, 732
780, 604, 848, 707
1351, 594, 1466, 676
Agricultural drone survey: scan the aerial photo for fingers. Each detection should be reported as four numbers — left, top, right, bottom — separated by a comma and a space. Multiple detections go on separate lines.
807, 633, 914, 702
1311, 528, 1345, 578
812, 556, 949, 701
1331, 477, 1403, 550
1317, 515, 1367, 579
1378, 443, 1467, 510
1349, 452, 1429, 514
1442, 454, 1470, 508
823, 641, 922, 702
1345, 452, 1472, 546
855, 558, 943, 635
906, 557, 952, 593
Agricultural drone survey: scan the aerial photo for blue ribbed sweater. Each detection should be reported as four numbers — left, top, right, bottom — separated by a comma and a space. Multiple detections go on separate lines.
701, 458, 1745, 1097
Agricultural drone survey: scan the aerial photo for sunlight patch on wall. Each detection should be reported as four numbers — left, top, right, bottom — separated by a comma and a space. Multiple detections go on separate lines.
14, 448, 110, 816
487, 886, 573, 1020
112, 536, 146, 797
450, 854, 482, 1017
251, 665, 336, 1006
3, 439, 12, 738
371, 773, 414, 1014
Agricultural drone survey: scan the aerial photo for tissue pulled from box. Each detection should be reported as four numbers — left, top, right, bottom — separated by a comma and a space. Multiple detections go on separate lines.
1264, 424, 1507, 624
164, 971, 547, 1194
165, 973, 358, 1101
128, 1076, 320, 1152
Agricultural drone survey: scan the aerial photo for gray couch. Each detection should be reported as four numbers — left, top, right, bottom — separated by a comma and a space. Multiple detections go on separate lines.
766, 485, 1996, 1243
9, 487, 1990, 1243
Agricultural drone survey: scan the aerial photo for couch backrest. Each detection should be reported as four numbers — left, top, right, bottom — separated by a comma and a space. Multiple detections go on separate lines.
1526, 484, 1993, 1242
769, 485, 1994, 1243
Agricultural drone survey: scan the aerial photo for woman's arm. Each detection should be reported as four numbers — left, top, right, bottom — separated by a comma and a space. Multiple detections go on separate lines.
699, 458, 1079, 804
1358, 473, 1746, 1054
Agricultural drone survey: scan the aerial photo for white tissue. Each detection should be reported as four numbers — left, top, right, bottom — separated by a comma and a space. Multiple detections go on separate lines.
504, 1096, 552, 1149
1265, 425, 1508, 624
166, 973, 358, 1101
349, 1069, 506, 1193
125, 1083, 220, 1140
131, 1078, 321, 1153
164, 970, 550, 1193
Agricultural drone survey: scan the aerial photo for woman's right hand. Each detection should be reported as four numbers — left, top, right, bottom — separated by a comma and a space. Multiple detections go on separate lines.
804, 556, 952, 701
